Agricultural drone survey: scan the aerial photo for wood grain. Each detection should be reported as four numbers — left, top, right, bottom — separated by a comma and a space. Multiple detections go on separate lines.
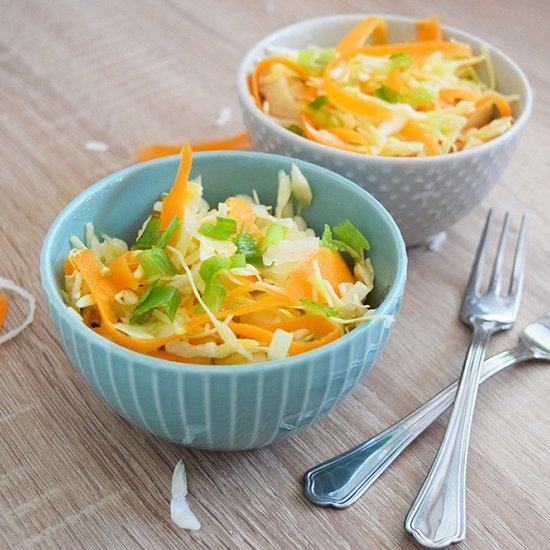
1, 0, 549, 548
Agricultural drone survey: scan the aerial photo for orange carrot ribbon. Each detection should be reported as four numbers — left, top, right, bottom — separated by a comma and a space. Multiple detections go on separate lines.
0, 294, 8, 330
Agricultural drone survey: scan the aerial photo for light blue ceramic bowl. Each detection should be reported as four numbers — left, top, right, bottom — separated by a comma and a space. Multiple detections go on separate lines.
40, 152, 407, 450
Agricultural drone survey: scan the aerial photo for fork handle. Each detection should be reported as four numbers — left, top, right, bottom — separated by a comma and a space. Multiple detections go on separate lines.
303, 343, 534, 508
404, 320, 495, 548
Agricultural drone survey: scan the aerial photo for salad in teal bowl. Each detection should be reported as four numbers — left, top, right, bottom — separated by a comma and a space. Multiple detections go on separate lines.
40, 150, 406, 450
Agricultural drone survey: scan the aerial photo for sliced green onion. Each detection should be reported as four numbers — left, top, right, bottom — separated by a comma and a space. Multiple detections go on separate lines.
296, 47, 335, 74
389, 53, 412, 68
199, 217, 238, 240
407, 85, 436, 108
263, 223, 289, 250
309, 109, 342, 128
426, 111, 455, 133
308, 95, 329, 110
133, 216, 180, 250
156, 216, 180, 248
201, 276, 226, 312
138, 247, 178, 279
235, 233, 263, 265
198, 254, 247, 311
301, 299, 338, 318
287, 124, 304, 136
229, 253, 247, 269
200, 256, 230, 284
374, 85, 403, 104
200, 253, 246, 282
321, 224, 347, 253
333, 220, 370, 254
133, 217, 161, 250
129, 280, 182, 324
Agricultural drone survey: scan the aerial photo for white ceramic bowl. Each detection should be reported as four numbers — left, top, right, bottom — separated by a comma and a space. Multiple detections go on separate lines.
237, 14, 532, 246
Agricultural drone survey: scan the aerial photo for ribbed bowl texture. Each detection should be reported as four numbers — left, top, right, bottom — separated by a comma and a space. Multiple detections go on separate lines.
40, 152, 407, 450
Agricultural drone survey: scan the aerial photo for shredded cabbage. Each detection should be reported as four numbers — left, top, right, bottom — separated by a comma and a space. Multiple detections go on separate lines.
252, 18, 517, 156
64, 166, 380, 364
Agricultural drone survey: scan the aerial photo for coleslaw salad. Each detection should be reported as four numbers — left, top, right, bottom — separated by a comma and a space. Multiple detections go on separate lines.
63, 145, 378, 365
249, 15, 518, 156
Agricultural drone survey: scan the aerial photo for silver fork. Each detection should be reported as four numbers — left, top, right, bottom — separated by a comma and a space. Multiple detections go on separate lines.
404, 210, 527, 548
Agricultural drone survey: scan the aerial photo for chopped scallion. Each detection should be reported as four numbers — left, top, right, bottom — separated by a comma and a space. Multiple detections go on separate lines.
132, 215, 180, 250
199, 217, 238, 240
389, 53, 412, 68
129, 280, 182, 324
133, 217, 161, 250
235, 233, 263, 265
156, 216, 180, 248
333, 220, 370, 255
198, 253, 247, 311
321, 224, 347, 253
138, 247, 178, 279
407, 85, 436, 108
308, 95, 329, 110
201, 276, 226, 312
296, 47, 335, 74
287, 124, 304, 136
374, 85, 403, 104
301, 299, 338, 318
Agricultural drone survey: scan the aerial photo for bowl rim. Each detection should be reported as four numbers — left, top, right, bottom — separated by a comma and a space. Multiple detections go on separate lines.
40, 150, 407, 375
237, 13, 533, 164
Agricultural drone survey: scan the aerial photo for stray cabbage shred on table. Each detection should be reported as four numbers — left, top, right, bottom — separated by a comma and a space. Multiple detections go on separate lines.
250, 15, 518, 156
63, 144, 376, 365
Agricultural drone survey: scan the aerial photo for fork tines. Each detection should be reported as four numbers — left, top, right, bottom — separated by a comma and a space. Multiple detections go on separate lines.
466, 210, 527, 297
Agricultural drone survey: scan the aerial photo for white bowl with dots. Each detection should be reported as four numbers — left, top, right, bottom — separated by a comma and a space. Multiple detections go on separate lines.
237, 14, 532, 246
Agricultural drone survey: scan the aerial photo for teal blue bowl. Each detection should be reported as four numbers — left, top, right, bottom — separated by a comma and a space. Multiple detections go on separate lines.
40, 152, 407, 450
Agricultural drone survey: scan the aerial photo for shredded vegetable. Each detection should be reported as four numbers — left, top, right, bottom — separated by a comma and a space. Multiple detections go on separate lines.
251, 15, 517, 156
171, 460, 200, 530
63, 147, 378, 364
0, 278, 36, 344
0, 294, 8, 330
137, 132, 250, 162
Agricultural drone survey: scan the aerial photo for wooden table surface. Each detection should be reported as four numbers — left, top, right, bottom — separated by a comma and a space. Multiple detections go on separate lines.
2, 1, 549, 548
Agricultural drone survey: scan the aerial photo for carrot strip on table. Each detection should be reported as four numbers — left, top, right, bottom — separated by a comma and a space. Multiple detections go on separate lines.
191, 132, 250, 151
137, 132, 250, 162
416, 16, 443, 42
0, 294, 8, 330
336, 16, 388, 55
